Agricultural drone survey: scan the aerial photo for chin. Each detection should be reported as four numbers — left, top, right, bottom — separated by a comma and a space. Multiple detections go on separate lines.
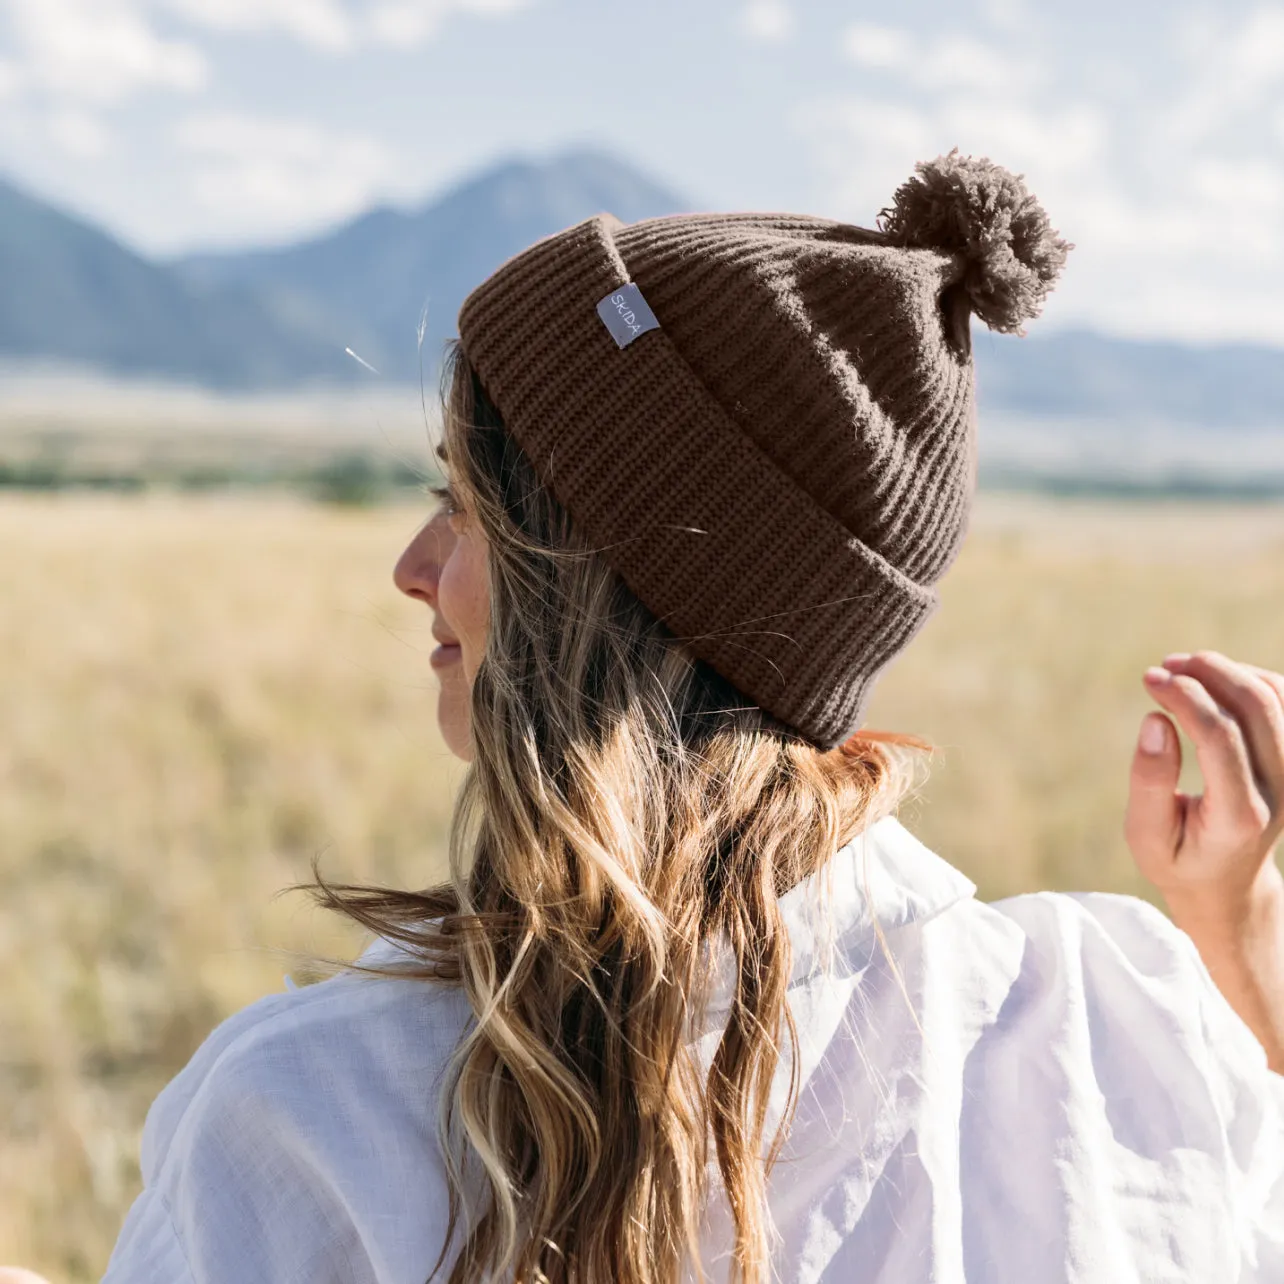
441, 726, 474, 762
436, 694, 473, 761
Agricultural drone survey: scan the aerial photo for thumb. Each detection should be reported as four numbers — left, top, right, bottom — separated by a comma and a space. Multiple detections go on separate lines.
1124, 712, 1184, 867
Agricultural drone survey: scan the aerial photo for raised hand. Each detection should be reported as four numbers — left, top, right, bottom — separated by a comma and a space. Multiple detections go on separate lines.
1127, 650, 1284, 911
1125, 649, 1284, 1072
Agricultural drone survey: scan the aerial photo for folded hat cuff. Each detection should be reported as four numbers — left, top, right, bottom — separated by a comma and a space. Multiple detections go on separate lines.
458, 215, 938, 748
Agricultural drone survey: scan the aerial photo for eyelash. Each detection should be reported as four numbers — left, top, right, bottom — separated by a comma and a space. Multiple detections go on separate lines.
428, 483, 461, 517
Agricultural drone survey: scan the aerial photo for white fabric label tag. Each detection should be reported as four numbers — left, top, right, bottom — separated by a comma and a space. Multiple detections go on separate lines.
596, 282, 661, 349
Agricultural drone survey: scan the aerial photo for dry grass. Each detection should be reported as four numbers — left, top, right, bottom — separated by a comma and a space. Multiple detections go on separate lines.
1, 490, 1282, 1280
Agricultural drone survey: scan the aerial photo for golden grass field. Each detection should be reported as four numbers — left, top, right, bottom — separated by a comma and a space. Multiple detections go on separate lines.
2, 490, 1283, 1280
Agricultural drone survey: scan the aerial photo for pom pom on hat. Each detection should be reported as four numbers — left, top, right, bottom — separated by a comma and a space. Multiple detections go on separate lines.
878, 149, 1072, 334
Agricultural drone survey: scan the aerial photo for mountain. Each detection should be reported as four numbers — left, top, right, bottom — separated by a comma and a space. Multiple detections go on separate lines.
177, 150, 688, 383
175, 149, 1284, 425
6, 149, 1284, 435
977, 329, 1284, 429
0, 177, 355, 388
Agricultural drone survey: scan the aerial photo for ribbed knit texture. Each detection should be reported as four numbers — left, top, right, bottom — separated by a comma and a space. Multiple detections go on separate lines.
457, 154, 1068, 748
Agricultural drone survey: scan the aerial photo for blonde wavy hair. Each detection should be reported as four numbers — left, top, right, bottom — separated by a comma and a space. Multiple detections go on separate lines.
315, 344, 933, 1284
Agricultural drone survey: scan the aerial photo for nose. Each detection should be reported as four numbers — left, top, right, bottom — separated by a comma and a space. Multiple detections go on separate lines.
394, 512, 451, 604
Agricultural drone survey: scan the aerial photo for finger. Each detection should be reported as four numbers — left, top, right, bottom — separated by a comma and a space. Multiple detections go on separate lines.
1161, 652, 1284, 816
1142, 667, 1267, 826
1243, 662, 1284, 718
1180, 655, 1284, 759
1124, 708, 1185, 867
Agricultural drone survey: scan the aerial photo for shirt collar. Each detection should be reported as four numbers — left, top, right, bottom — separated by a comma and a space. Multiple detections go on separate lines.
786, 812, 976, 969
701, 813, 976, 1019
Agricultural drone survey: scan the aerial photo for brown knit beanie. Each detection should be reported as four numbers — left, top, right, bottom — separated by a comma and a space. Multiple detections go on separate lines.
457, 151, 1070, 750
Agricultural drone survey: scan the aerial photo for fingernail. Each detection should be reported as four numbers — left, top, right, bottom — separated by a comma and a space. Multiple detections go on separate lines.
1163, 652, 1191, 666
1140, 716, 1168, 754
1144, 666, 1172, 683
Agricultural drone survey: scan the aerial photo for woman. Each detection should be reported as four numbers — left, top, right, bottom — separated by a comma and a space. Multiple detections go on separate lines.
91, 152, 1283, 1282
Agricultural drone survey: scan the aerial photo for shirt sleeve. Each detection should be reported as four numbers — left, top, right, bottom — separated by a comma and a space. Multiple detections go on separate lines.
101, 1188, 194, 1283
101, 1038, 377, 1284
992, 890, 1284, 1280
100, 968, 464, 1284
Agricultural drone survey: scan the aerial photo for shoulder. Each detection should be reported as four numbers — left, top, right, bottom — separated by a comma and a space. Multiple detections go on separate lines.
143, 957, 471, 1180
112, 960, 472, 1284
869, 888, 1284, 1277
936, 890, 1284, 1261
988, 885, 1205, 972
950, 888, 1273, 1087
983, 888, 1264, 1060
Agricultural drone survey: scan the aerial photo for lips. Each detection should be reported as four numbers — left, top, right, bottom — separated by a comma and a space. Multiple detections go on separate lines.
429, 641, 462, 668
430, 617, 461, 667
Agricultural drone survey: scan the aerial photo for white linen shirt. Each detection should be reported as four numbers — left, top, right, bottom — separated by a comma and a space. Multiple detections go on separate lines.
102, 815, 1284, 1283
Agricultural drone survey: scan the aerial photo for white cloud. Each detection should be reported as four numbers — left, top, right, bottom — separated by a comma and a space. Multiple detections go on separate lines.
843, 24, 912, 71
145, 0, 534, 52
796, 96, 932, 219
1165, 5, 1284, 151
926, 37, 1022, 91
842, 23, 1033, 93
0, 0, 539, 114
804, 5, 1284, 344
173, 110, 398, 240
365, 0, 532, 48
939, 97, 1104, 176
741, 0, 794, 44
977, 0, 1029, 31
159, 0, 353, 52
796, 94, 1104, 234
1204, 4, 1284, 95
0, 0, 207, 104
47, 108, 113, 158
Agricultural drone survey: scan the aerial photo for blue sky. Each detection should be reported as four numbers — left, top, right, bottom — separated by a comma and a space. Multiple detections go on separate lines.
1, 0, 1282, 345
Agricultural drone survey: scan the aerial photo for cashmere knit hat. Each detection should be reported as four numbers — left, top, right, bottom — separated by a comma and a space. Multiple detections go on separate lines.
457, 151, 1070, 750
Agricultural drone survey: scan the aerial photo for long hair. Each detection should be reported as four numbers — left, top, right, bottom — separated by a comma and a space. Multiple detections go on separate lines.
314, 342, 933, 1284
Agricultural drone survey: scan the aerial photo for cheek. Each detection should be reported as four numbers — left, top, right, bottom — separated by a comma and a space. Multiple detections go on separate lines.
440, 534, 490, 666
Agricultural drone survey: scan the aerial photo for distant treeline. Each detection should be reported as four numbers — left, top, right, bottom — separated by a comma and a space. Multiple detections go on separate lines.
2, 451, 1282, 504
0, 450, 432, 505
976, 464, 1284, 502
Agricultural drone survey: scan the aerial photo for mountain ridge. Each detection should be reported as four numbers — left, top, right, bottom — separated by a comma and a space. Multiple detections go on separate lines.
0, 175, 358, 388
176, 149, 689, 381
3, 151, 1284, 430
